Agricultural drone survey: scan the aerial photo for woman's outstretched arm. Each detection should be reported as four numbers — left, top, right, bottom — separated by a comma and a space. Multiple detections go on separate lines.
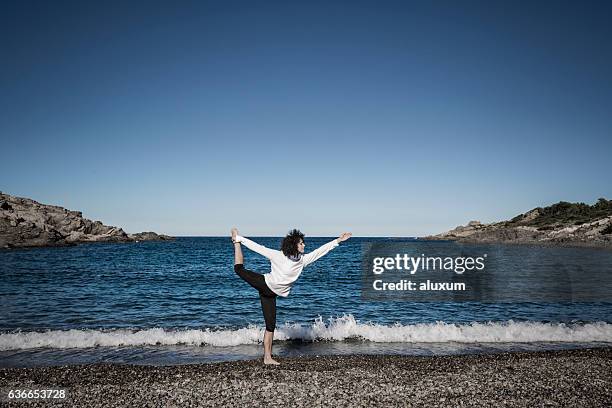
235, 234, 282, 261
302, 232, 352, 267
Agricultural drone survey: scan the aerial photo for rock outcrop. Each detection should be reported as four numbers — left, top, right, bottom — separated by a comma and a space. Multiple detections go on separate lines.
0, 192, 174, 248
424, 199, 612, 248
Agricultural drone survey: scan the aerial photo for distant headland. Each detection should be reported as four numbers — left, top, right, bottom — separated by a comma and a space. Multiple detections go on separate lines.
0, 192, 174, 249
424, 198, 612, 249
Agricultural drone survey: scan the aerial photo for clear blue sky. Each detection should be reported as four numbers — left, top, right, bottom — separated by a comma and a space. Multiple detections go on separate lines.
2, 1, 611, 236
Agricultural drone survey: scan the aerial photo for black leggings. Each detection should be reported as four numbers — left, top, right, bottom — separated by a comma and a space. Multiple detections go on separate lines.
234, 264, 277, 332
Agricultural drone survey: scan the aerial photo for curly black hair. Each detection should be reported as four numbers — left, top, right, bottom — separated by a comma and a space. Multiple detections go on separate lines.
281, 229, 305, 258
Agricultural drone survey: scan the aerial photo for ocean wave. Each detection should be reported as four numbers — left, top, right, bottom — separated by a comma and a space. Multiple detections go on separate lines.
1, 315, 611, 351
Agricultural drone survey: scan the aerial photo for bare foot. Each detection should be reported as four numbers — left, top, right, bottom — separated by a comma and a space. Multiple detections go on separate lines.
231, 227, 238, 243
263, 356, 280, 365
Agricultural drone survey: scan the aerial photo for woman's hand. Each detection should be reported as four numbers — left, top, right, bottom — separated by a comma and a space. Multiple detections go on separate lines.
231, 227, 239, 243
336, 232, 352, 243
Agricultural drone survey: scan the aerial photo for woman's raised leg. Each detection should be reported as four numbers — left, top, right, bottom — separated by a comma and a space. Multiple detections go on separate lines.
232, 227, 279, 365
232, 228, 243, 265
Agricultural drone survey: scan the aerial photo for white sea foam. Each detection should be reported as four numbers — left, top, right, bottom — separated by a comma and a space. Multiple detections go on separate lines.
1, 315, 611, 351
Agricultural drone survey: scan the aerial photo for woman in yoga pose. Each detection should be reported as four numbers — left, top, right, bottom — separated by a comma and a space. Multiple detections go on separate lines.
231, 228, 352, 365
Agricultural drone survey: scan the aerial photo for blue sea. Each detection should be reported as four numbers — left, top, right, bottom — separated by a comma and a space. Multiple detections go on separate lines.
1, 237, 611, 367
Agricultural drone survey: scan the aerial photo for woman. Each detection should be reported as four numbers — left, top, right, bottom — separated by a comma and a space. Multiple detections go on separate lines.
231, 228, 352, 365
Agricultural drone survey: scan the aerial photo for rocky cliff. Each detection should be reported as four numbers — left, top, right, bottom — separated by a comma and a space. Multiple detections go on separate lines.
0, 192, 174, 248
424, 199, 612, 248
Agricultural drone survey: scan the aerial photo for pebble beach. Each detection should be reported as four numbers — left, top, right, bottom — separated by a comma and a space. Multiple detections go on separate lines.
1, 347, 610, 407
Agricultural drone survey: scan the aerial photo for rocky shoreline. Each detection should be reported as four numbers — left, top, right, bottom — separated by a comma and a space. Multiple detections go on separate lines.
424, 199, 612, 249
0, 347, 610, 407
0, 192, 173, 249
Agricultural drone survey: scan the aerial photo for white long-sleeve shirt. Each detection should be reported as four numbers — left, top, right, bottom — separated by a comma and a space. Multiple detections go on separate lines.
235, 235, 339, 297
